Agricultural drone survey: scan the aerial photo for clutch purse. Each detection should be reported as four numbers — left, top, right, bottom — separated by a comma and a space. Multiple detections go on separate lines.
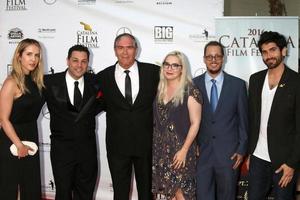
10, 141, 38, 156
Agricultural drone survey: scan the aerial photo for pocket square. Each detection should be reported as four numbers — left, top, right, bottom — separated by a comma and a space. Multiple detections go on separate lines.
10, 141, 38, 156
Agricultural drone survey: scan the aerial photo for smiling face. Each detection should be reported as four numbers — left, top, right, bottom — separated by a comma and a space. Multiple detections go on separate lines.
67, 50, 89, 80
162, 55, 182, 82
203, 45, 224, 78
19, 44, 40, 74
261, 42, 286, 69
114, 35, 137, 69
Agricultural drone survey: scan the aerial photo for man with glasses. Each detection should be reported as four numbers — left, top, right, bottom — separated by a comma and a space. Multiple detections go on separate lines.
193, 41, 248, 200
96, 33, 159, 200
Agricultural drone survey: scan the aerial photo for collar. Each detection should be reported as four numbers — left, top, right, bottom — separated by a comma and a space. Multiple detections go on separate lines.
205, 71, 224, 84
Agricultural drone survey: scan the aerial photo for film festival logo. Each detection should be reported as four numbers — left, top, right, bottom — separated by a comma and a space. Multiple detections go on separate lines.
219, 28, 295, 57
154, 26, 173, 43
6, 0, 27, 11
77, 22, 99, 48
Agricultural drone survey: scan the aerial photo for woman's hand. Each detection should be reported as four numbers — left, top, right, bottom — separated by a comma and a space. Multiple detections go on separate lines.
172, 148, 188, 169
17, 143, 32, 159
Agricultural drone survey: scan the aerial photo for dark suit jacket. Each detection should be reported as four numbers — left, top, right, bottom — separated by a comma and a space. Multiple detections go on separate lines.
44, 71, 101, 160
96, 61, 159, 157
248, 66, 300, 170
193, 72, 248, 166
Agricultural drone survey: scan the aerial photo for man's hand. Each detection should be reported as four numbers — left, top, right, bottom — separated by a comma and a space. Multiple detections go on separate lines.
231, 153, 243, 169
275, 164, 294, 188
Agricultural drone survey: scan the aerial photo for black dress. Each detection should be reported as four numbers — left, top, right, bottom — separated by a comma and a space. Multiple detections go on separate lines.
0, 75, 44, 200
152, 84, 203, 200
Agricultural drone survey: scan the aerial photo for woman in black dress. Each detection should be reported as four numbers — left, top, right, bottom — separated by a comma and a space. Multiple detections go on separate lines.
152, 51, 203, 200
0, 38, 45, 200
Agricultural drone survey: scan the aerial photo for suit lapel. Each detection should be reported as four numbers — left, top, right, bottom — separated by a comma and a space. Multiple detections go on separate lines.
133, 62, 144, 106
269, 66, 289, 115
108, 65, 131, 106
256, 70, 267, 115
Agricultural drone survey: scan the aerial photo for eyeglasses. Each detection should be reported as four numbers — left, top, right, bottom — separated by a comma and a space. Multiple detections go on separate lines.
204, 55, 223, 61
162, 62, 182, 70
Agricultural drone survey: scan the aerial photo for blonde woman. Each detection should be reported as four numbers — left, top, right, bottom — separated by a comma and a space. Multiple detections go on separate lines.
152, 51, 202, 200
0, 38, 45, 199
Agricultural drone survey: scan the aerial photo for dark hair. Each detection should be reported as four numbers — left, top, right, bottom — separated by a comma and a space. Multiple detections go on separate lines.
114, 33, 138, 48
258, 31, 287, 53
204, 41, 224, 56
67, 44, 90, 60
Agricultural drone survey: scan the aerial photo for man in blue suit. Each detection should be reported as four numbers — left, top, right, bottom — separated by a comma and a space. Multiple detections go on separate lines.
193, 41, 248, 200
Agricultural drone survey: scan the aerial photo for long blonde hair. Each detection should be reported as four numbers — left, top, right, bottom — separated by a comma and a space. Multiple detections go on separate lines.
11, 38, 45, 94
157, 51, 192, 106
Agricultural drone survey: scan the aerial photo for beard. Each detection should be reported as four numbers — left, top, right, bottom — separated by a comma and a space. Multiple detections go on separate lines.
263, 56, 284, 69
207, 66, 222, 75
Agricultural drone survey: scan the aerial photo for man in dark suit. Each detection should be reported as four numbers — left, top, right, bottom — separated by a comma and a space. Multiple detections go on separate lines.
44, 45, 101, 200
247, 31, 300, 200
96, 33, 159, 200
193, 41, 248, 200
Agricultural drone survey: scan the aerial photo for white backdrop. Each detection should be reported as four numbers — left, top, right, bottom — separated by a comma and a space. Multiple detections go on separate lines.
0, 0, 223, 199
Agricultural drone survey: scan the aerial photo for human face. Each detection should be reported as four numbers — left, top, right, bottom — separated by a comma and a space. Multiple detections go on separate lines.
67, 51, 89, 80
261, 42, 286, 69
163, 55, 182, 81
114, 36, 137, 69
19, 44, 40, 75
203, 45, 224, 77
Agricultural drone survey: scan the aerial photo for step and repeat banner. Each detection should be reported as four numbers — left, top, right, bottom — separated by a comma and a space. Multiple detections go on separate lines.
0, 0, 223, 199
1, 1, 299, 199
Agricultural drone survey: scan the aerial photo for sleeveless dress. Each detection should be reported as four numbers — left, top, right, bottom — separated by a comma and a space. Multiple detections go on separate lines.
0, 75, 44, 200
152, 84, 203, 200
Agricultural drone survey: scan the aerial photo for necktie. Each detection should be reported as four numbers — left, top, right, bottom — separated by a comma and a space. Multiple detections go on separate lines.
124, 70, 132, 105
74, 81, 82, 110
210, 79, 218, 112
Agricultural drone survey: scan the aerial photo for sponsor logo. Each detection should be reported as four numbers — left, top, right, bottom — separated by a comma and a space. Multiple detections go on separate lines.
156, 0, 172, 5
116, 27, 132, 36
6, 0, 27, 11
154, 26, 173, 43
38, 28, 56, 33
43, 0, 57, 5
8, 27, 23, 40
193, 67, 206, 78
77, 22, 100, 48
78, 0, 96, 5
113, 0, 134, 3
42, 179, 56, 198
189, 28, 215, 43
38, 28, 56, 39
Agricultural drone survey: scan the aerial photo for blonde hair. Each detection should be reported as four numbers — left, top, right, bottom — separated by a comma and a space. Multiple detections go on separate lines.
11, 38, 45, 94
157, 51, 192, 106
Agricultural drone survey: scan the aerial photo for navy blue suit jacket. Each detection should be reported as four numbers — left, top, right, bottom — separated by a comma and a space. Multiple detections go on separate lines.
193, 72, 248, 166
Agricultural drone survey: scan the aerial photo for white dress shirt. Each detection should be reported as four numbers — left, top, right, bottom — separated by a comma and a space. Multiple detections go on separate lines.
115, 61, 139, 103
204, 71, 224, 101
65, 71, 84, 105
